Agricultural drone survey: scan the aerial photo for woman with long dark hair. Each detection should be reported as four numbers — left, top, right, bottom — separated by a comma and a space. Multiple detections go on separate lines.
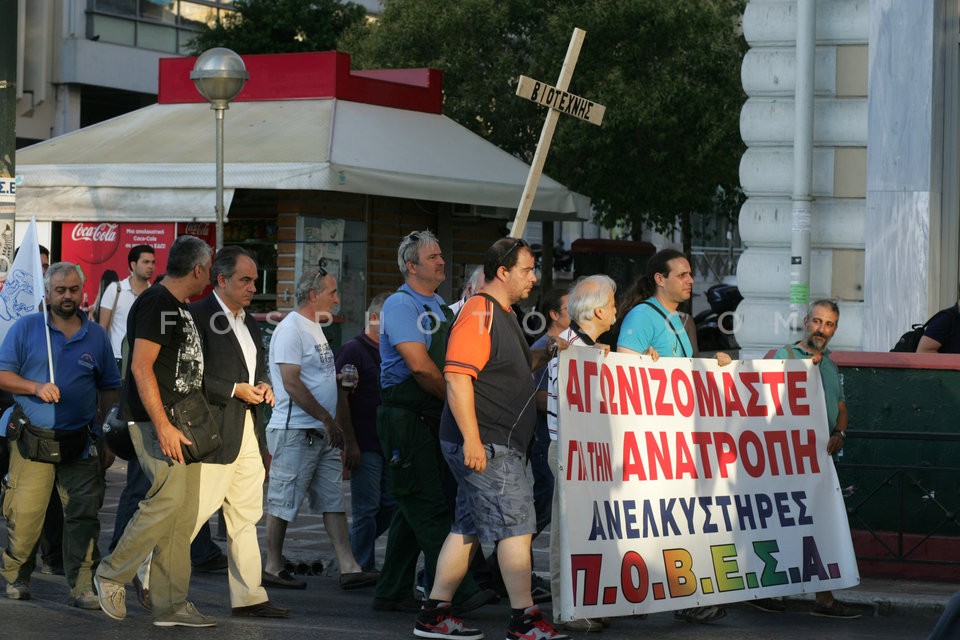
91, 269, 120, 323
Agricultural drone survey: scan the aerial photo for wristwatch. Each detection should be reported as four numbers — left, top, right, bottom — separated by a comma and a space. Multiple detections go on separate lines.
831, 429, 846, 439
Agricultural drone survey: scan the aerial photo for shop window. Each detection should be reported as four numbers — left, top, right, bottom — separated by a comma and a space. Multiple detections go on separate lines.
297, 217, 367, 342
223, 218, 279, 314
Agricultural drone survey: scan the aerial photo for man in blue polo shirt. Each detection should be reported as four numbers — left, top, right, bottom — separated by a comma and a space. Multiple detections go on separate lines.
374, 231, 492, 613
0, 262, 120, 608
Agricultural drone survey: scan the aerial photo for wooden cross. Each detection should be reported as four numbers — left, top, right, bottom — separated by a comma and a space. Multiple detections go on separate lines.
509, 28, 606, 239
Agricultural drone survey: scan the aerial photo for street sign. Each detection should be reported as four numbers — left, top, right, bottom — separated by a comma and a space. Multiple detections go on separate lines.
516, 75, 605, 126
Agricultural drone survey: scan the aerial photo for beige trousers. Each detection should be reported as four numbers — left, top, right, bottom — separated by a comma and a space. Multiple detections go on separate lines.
194, 411, 269, 608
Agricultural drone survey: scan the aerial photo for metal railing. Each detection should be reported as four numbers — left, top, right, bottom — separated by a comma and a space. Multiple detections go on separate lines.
838, 430, 960, 567
690, 245, 743, 282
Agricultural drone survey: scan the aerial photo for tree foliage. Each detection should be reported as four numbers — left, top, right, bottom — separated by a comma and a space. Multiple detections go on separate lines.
187, 0, 367, 56
340, 0, 746, 240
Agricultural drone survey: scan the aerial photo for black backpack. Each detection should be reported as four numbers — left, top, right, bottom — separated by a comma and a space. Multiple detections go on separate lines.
890, 308, 955, 352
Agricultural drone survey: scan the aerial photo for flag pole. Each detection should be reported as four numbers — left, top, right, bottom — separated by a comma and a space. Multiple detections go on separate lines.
41, 294, 54, 384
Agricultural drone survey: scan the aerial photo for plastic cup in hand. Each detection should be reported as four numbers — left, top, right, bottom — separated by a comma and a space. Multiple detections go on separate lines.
341, 364, 359, 389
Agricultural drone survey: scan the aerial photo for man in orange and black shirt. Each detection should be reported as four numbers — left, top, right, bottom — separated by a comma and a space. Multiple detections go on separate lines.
413, 238, 569, 640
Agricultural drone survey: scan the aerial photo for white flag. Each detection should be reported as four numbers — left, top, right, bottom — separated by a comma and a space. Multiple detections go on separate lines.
0, 217, 45, 336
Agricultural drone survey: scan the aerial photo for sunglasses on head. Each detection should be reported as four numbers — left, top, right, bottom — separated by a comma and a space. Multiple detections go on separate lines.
311, 262, 329, 290
496, 239, 527, 270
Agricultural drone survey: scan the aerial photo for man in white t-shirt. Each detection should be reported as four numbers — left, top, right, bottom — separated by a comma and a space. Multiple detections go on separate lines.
262, 266, 377, 591
99, 244, 155, 368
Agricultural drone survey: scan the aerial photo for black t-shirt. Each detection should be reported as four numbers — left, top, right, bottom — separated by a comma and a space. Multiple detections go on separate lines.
125, 283, 204, 421
922, 304, 960, 354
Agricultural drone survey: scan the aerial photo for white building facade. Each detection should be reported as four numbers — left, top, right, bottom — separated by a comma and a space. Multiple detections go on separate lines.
738, 0, 960, 353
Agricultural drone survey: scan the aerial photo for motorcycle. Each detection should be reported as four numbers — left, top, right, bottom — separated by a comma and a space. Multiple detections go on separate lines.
694, 283, 742, 353
530, 241, 573, 274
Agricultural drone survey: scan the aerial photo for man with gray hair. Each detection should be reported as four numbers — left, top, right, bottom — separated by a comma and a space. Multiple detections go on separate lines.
0, 262, 120, 609
95, 235, 217, 627
335, 292, 394, 572
262, 266, 377, 592
449, 265, 485, 317
187, 246, 287, 618
765, 299, 859, 619
373, 230, 492, 613
545, 274, 617, 632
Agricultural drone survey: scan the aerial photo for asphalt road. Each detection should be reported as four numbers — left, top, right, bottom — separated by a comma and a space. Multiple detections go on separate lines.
0, 569, 943, 640
0, 463, 946, 640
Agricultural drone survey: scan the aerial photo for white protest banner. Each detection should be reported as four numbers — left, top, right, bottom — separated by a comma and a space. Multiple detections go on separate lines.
556, 350, 859, 621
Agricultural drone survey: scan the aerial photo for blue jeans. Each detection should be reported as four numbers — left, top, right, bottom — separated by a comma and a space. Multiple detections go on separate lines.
441, 441, 536, 545
349, 451, 396, 571
529, 429, 554, 536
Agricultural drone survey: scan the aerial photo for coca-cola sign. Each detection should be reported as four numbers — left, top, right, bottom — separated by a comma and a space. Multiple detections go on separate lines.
62, 222, 177, 307
182, 222, 211, 236
67, 223, 120, 264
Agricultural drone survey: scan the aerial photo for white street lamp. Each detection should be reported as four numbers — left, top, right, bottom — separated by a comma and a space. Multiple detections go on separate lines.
190, 47, 248, 251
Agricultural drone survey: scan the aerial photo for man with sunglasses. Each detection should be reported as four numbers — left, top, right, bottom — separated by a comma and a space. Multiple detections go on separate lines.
374, 231, 492, 614
95, 235, 217, 627
262, 266, 376, 592
415, 238, 569, 640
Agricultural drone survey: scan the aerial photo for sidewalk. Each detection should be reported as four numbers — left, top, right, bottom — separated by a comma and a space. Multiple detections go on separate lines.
803, 577, 954, 617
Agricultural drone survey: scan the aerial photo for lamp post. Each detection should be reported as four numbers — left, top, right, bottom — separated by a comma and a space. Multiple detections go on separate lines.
191, 48, 248, 251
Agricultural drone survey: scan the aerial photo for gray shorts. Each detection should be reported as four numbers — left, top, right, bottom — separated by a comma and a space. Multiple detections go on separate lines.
441, 440, 535, 545
266, 428, 344, 521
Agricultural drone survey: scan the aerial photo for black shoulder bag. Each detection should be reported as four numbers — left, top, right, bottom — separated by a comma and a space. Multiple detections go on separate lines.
103, 389, 221, 464
164, 390, 222, 464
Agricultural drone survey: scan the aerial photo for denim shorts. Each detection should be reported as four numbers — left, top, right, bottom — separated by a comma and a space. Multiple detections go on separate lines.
440, 440, 535, 545
266, 428, 344, 521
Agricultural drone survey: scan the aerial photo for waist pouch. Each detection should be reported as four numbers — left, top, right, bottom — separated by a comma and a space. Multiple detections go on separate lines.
8, 403, 88, 464
165, 390, 222, 464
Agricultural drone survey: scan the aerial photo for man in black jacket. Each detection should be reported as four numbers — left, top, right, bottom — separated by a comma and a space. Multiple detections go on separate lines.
188, 246, 287, 618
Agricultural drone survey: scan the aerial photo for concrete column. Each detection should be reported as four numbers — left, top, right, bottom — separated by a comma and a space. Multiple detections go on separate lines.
864, 0, 946, 350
